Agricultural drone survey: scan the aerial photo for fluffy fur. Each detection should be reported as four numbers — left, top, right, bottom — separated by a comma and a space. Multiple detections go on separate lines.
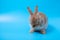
27, 6, 48, 34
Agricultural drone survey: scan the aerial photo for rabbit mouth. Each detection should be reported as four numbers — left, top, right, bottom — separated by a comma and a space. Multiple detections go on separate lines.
33, 24, 40, 27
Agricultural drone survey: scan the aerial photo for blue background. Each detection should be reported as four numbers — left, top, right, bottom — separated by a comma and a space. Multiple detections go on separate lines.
0, 0, 60, 40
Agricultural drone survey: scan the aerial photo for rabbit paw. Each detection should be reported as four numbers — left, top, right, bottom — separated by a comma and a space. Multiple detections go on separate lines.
40, 30, 46, 34
30, 29, 34, 33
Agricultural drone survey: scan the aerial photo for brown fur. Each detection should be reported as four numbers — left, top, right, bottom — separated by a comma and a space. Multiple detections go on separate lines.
27, 6, 48, 34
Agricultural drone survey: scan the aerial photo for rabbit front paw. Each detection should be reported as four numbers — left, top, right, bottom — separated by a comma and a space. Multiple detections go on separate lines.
30, 29, 34, 33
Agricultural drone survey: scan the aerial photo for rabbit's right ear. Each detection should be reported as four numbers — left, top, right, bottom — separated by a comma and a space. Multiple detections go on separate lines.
27, 7, 33, 15
35, 5, 38, 14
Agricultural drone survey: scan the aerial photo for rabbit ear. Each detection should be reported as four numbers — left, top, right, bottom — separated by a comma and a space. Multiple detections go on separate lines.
27, 6, 33, 15
35, 5, 38, 14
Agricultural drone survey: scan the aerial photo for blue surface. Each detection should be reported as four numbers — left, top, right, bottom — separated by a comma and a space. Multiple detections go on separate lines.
0, 0, 60, 40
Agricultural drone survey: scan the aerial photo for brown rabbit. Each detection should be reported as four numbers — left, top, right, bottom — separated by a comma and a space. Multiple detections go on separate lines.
27, 6, 48, 34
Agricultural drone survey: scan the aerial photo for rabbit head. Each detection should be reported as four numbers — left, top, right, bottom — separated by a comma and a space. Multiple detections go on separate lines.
27, 6, 39, 27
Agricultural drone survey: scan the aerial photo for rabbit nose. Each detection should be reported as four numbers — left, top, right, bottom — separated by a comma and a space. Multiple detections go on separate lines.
33, 25, 36, 27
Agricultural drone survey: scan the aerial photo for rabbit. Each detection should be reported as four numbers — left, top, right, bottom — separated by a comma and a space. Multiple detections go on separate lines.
27, 6, 48, 34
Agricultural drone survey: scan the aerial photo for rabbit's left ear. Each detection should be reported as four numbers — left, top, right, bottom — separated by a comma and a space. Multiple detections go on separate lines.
27, 6, 33, 15
35, 5, 38, 14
